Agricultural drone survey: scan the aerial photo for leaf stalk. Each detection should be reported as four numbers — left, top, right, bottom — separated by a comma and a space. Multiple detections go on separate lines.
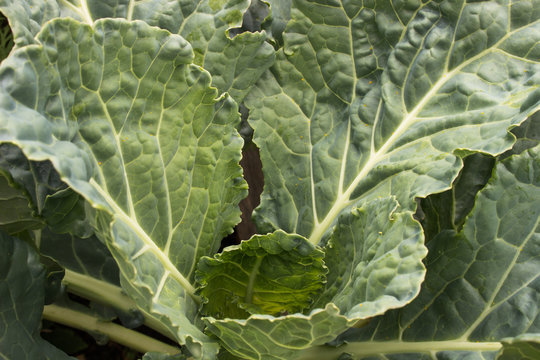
62, 269, 177, 341
42, 304, 181, 355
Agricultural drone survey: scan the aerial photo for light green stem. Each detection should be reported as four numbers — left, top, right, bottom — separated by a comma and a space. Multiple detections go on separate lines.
43, 304, 181, 355
297, 341, 502, 360
63, 269, 176, 340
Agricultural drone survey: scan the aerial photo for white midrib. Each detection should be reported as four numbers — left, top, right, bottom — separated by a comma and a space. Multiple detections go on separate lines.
90, 179, 200, 303
57, 0, 93, 25
307, 25, 523, 244
297, 340, 502, 359
78, 0, 93, 25
308, 69, 453, 244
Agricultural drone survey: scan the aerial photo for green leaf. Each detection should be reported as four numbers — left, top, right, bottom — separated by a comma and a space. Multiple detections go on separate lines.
204, 304, 351, 360
327, 143, 540, 359
96, 0, 276, 102
197, 230, 326, 318
0, 170, 43, 234
497, 334, 540, 360
203, 30, 275, 103
0, 0, 275, 103
316, 197, 427, 319
0, 18, 247, 358
419, 112, 540, 242
246, 0, 540, 245
0, 231, 73, 359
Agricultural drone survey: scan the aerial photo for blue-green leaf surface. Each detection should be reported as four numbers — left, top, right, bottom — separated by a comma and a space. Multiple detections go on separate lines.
247, 0, 540, 245
324, 143, 540, 359
0, 0, 275, 103
0, 18, 247, 359
81, 0, 275, 102
0, 231, 73, 360
197, 230, 326, 318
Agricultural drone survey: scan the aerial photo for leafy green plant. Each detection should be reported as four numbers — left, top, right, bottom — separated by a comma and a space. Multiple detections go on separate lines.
0, 1, 539, 360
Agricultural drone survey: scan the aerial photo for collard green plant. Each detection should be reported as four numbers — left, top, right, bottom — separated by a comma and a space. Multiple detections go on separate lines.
0, 1, 538, 360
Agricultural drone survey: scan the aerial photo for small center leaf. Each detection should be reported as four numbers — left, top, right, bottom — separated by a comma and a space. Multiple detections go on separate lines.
196, 230, 327, 319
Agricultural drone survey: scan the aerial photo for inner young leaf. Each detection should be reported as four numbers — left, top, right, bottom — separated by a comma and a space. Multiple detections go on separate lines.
196, 230, 327, 319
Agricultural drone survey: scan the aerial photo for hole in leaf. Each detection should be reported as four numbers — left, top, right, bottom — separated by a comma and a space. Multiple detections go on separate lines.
219, 142, 263, 251
0, 12, 13, 63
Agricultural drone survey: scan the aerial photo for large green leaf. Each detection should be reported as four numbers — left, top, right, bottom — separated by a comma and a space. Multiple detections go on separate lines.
0, 231, 73, 360
0, 18, 247, 358
197, 230, 326, 319
246, 0, 540, 244
325, 143, 540, 359
84, 0, 275, 103
143, 0, 276, 103
0, 0, 275, 103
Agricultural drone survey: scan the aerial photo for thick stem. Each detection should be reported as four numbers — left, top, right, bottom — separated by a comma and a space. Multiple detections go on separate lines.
62, 269, 176, 340
297, 341, 502, 360
42, 304, 181, 355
